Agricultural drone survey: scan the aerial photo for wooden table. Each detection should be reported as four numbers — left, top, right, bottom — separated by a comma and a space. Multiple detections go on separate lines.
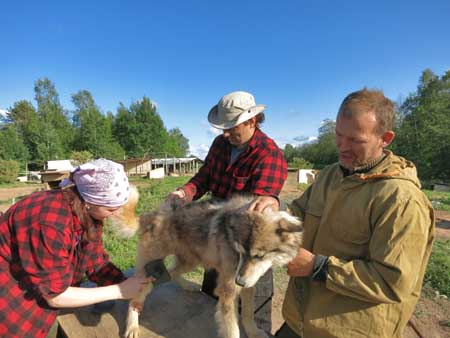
57, 282, 226, 338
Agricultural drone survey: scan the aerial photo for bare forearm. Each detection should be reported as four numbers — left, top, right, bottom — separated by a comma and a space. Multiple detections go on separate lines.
45, 285, 122, 308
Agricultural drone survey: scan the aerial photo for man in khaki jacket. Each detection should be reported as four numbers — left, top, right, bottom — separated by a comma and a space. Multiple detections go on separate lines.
274, 88, 435, 338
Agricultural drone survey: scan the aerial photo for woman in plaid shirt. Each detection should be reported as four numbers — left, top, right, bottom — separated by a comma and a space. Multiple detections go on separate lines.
0, 159, 151, 338
169, 91, 288, 333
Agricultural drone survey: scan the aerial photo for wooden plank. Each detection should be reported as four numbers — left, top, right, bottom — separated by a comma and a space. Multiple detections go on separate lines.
57, 282, 224, 338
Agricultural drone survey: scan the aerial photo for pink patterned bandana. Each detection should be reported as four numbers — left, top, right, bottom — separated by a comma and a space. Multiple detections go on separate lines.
71, 159, 130, 207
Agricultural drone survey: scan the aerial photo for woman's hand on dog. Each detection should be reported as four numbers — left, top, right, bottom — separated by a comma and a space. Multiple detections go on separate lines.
118, 276, 154, 300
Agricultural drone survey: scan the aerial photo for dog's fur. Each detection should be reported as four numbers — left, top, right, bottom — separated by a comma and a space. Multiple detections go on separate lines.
117, 188, 303, 338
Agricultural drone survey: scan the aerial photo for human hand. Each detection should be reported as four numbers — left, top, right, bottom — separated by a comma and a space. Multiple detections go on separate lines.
248, 195, 279, 212
118, 276, 154, 300
287, 248, 316, 277
166, 189, 187, 205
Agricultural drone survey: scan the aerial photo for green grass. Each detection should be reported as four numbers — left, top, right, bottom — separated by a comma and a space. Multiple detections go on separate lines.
423, 189, 450, 212
0, 198, 17, 205
424, 239, 450, 297
103, 176, 190, 271
297, 183, 311, 191
0, 181, 42, 188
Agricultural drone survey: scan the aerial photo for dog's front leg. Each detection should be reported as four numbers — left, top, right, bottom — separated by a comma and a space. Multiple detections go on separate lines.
215, 282, 240, 338
124, 245, 155, 338
240, 287, 269, 338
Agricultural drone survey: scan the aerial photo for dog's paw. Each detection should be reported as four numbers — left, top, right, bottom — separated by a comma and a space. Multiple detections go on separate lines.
124, 307, 140, 338
175, 277, 201, 292
124, 325, 140, 338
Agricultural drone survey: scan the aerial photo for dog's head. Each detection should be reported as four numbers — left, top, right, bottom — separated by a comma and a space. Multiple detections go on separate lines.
231, 210, 303, 288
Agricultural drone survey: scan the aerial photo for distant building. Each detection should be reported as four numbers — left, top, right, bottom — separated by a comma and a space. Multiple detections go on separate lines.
433, 183, 450, 192
40, 160, 73, 189
118, 158, 153, 176
118, 157, 203, 177
151, 157, 203, 176
298, 169, 319, 184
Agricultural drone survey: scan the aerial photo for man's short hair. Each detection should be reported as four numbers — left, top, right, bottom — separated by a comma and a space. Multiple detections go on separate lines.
337, 88, 395, 135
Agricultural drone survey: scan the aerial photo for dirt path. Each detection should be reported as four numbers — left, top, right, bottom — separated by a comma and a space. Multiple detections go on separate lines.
0, 185, 44, 212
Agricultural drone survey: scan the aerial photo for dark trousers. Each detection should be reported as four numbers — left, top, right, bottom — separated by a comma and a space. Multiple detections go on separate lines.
201, 268, 273, 333
274, 323, 301, 338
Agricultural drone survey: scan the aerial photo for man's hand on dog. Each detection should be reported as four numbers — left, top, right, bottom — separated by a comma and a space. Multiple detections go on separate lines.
287, 248, 315, 277
167, 189, 188, 205
248, 195, 279, 212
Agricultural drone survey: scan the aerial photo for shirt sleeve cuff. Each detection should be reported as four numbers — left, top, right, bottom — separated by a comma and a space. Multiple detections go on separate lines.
311, 255, 329, 282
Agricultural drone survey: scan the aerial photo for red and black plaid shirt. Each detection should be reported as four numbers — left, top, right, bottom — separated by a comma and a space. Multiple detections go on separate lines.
0, 190, 125, 338
183, 128, 287, 200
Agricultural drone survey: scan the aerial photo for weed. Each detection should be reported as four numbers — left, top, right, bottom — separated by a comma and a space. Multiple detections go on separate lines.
424, 239, 450, 298
423, 190, 450, 212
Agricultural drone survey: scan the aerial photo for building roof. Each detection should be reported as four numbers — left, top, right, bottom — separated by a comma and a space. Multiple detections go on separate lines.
151, 157, 203, 165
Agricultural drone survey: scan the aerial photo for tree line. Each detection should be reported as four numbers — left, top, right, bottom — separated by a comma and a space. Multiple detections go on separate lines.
2, 69, 449, 182
0, 78, 189, 169
283, 69, 450, 182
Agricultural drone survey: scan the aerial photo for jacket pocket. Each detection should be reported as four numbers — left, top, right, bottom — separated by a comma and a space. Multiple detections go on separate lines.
233, 175, 249, 191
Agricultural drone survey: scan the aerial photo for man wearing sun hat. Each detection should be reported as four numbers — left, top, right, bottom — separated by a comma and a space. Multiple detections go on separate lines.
169, 91, 288, 333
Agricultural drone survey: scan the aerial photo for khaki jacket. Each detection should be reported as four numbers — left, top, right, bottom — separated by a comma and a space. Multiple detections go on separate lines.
283, 151, 435, 338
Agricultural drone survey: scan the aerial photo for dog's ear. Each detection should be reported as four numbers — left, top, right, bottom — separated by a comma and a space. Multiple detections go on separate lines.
276, 213, 303, 235
263, 206, 274, 214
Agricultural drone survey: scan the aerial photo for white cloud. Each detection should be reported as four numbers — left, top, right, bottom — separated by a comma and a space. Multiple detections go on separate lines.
190, 133, 318, 160
275, 135, 318, 149
207, 126, 221, 138
189, 143, 210, 160
0, 109, 9, 117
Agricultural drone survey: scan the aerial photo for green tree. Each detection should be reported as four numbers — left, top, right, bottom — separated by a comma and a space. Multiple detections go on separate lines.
7, 100, 41, 160
72, 90, 125, 160
70, 150, 94, 166
299, 119, 338, 168
166, 128, 189, 157
0, 124, 29, 163
34, 78, 74, 161
283, 144, 301, 163
113, 97, 170, 158
289, 157, 313, 169
393, 69, 450, 181
0, 160, 20, 183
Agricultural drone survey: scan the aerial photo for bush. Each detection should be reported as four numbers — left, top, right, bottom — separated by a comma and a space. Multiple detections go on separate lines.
288, 157, 313, 169
0, 160, 20, 183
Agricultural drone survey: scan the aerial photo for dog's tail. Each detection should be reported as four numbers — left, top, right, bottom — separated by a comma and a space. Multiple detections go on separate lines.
110, 185, 140, 237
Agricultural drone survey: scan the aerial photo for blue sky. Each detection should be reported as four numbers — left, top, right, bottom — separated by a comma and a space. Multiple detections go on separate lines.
1, 0, 449, 159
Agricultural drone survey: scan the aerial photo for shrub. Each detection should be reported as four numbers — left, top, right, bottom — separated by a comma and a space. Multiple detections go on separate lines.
0, 160, 20, 183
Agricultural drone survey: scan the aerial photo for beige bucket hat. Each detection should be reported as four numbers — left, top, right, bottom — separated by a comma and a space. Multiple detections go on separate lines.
207, 91, 266, 129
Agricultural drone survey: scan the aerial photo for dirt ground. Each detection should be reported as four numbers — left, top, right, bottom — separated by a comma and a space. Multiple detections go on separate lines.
0, 185, 45, 212
1, 184, 449, 337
